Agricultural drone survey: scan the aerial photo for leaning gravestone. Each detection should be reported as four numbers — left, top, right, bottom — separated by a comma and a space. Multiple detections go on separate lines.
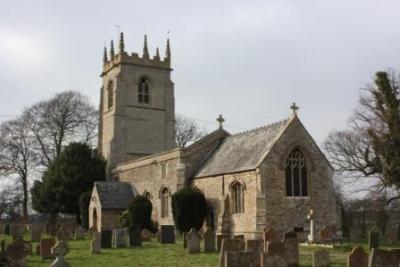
368, 248, 400, 267
160, 225, 175, 244
216, 233, 230, 252
219, 238, 245, 267
114, 228, 127, 248
40, 238, 56, 259
347, 246, 368, 267
3, 237, 30, 267
203, 227, 216, 252
368, 232, 380, 251
187, 228, 201, 254
129, 225, 142, 247
225, 251, 260, 267
101, 230, 112, 248
313, 250, 330, 267
51, 240, 70, 267
260, 253, 287, 267
91, 231, 101, 254
141, 228, 152, 242
284, 237, 299, 267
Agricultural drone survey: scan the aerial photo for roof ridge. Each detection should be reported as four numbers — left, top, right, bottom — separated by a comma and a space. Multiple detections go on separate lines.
231, 118, 289, 137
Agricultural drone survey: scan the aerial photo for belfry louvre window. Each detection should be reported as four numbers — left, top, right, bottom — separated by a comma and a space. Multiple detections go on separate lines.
285, 149, 308, 197
107, 81, 114, 109
231, 181, 245, 214
138, 78, 150, 104
161, 187, 169, 218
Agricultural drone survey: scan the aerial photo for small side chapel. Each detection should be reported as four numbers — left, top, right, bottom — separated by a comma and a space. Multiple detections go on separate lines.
89, 32, 340, 239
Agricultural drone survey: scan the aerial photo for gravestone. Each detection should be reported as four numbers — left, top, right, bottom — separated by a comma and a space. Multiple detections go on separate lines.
35, 244, 40, 256
284, 231, 297, 239
313, 250, 330, 267
368, 232, 380, 251
217, 233, 230, 252
51, 241, 70, 267
203, 227, 216, 252
308, 209, 316, 244
0, 240, 5, 252
56, 225, 69, 242
266, 241, 286, 259
183, 232, 188, 248
320, 227, 332, 242
245, 239, 263, 253
101, 230, 112, 248
347, 246, 368, 267
74, 226, 85, 240
129, 225, 142, 247
260, 253, 287, 267
388, 224, 400, 242
350, 226, 362, 242
368, 248, 400, 267
40, 238, 56, 259
91, 231, 101, 254
284, 237, 299, 267
10, 224, 23, 239
3, 237, 30, 267
187, 228, 201, 254
141, 228, 152, 241
4, 224, 10, 235
219, 238, 245, 267
114, 228, 127, 248
225, 251, 260, 267
264, 227, 280, 243
63, 223, 75, 240
31, 224, 43, 242
160, 225, 175, 244
88, 226, 97, 239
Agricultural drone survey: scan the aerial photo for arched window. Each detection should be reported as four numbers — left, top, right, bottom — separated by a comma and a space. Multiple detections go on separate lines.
230, 181, 245, 214
160, 187, 169, 218
107, 81, 114, 108
285, 148, 308, 197
143, 191, 152, 200
138, 78, 150, 104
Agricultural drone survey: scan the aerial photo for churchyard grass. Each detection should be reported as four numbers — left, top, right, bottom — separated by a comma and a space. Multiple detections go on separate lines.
1, 234, 399, 266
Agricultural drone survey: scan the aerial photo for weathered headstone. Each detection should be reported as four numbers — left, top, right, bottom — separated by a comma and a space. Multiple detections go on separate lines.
284, 231, 297, 239
266, 241, 286, 259
141, 228, 152, 242
160, 225, 175, 244
245, 239, 263, 253
388, 224, 400, 243
91, 231, 101, 254
187, 228, 201, 254
40, 238, 56, 259
203, 227, 216, 252
51, 241, 70, 267
4, 224, 10, 235
368, 232, 380, 251
31, 224, 43, 242
313, 250, 330, 267
219, 238, 245, 267
74, 226, 85, 240
284, 237, 299, 267
264, 227, 280, 243
114, 228, 127, 248
347, 246, 368, 267
129, 225, 142, 247
3, 237, 30, 267
260, 253, 287, 267
217, 233, 230, 252
10, 224, 23, 239
63, 223, 75, 240
56, 225, 69, 242
350, 226, 362, 242
225, 251, 260, 267
308, 209, 316, 244
368, 248, 400, 267
320, 227, 332, 242
101, 230, 112, 248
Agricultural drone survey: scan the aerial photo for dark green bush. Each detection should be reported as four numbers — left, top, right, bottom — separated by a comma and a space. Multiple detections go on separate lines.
128, 195, 153, 230
171, 187, 207, 232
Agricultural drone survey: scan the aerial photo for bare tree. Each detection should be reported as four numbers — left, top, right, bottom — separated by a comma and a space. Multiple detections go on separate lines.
24, 91, 98, 167
0, 185, 23, 221
175, 115, 206, 148
0, 116, 38, 220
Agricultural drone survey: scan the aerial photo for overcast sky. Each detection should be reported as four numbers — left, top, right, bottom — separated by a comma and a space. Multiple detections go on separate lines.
1, 0, 400, 146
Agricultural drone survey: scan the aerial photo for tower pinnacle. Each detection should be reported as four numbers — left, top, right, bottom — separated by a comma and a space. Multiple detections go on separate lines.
103, 47, 108, 65
165, 38, 171, 61
119, 32, 125, 54
155, 47, 160, 60
110, 40, 115, 59
143, 35, 149, 59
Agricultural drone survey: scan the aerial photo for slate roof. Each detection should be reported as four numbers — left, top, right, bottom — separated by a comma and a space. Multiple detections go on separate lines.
194, 118, 290, 178
95, 182, 135, 210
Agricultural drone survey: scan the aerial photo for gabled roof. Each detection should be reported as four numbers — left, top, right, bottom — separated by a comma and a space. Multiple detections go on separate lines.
194, 118, 291, 178
94, 181, 135, 210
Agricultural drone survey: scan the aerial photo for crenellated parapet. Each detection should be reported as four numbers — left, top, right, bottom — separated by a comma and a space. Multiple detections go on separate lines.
101, 32, 171, 76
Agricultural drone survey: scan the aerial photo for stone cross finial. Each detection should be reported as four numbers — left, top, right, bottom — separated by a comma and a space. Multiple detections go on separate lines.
290, 102, 299, 116
217, 115, 225, 129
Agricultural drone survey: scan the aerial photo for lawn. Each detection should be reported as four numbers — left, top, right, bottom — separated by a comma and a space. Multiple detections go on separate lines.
1, 234, 399, 266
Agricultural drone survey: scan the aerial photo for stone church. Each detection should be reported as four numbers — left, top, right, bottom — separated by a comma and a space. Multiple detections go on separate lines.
89, 33, 339, 239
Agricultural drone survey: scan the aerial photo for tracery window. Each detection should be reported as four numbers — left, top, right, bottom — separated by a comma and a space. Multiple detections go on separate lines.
161, 187, 169, 218
138, 78, 150, 104
285, 148, 308, 197
231, 181, 245, 214
107, 81, 114, 109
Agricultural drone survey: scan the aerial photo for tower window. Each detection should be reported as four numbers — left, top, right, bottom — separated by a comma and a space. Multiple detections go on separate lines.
230, 181, 245, 214
138, 78, 150, 104
161, 162, 166, 178
160, 187, 169, 218
107, 81, 114, 109
285, 148, 308, 197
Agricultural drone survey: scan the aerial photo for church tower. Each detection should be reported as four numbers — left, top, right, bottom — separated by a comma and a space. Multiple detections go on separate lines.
98, 33, 176, 178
